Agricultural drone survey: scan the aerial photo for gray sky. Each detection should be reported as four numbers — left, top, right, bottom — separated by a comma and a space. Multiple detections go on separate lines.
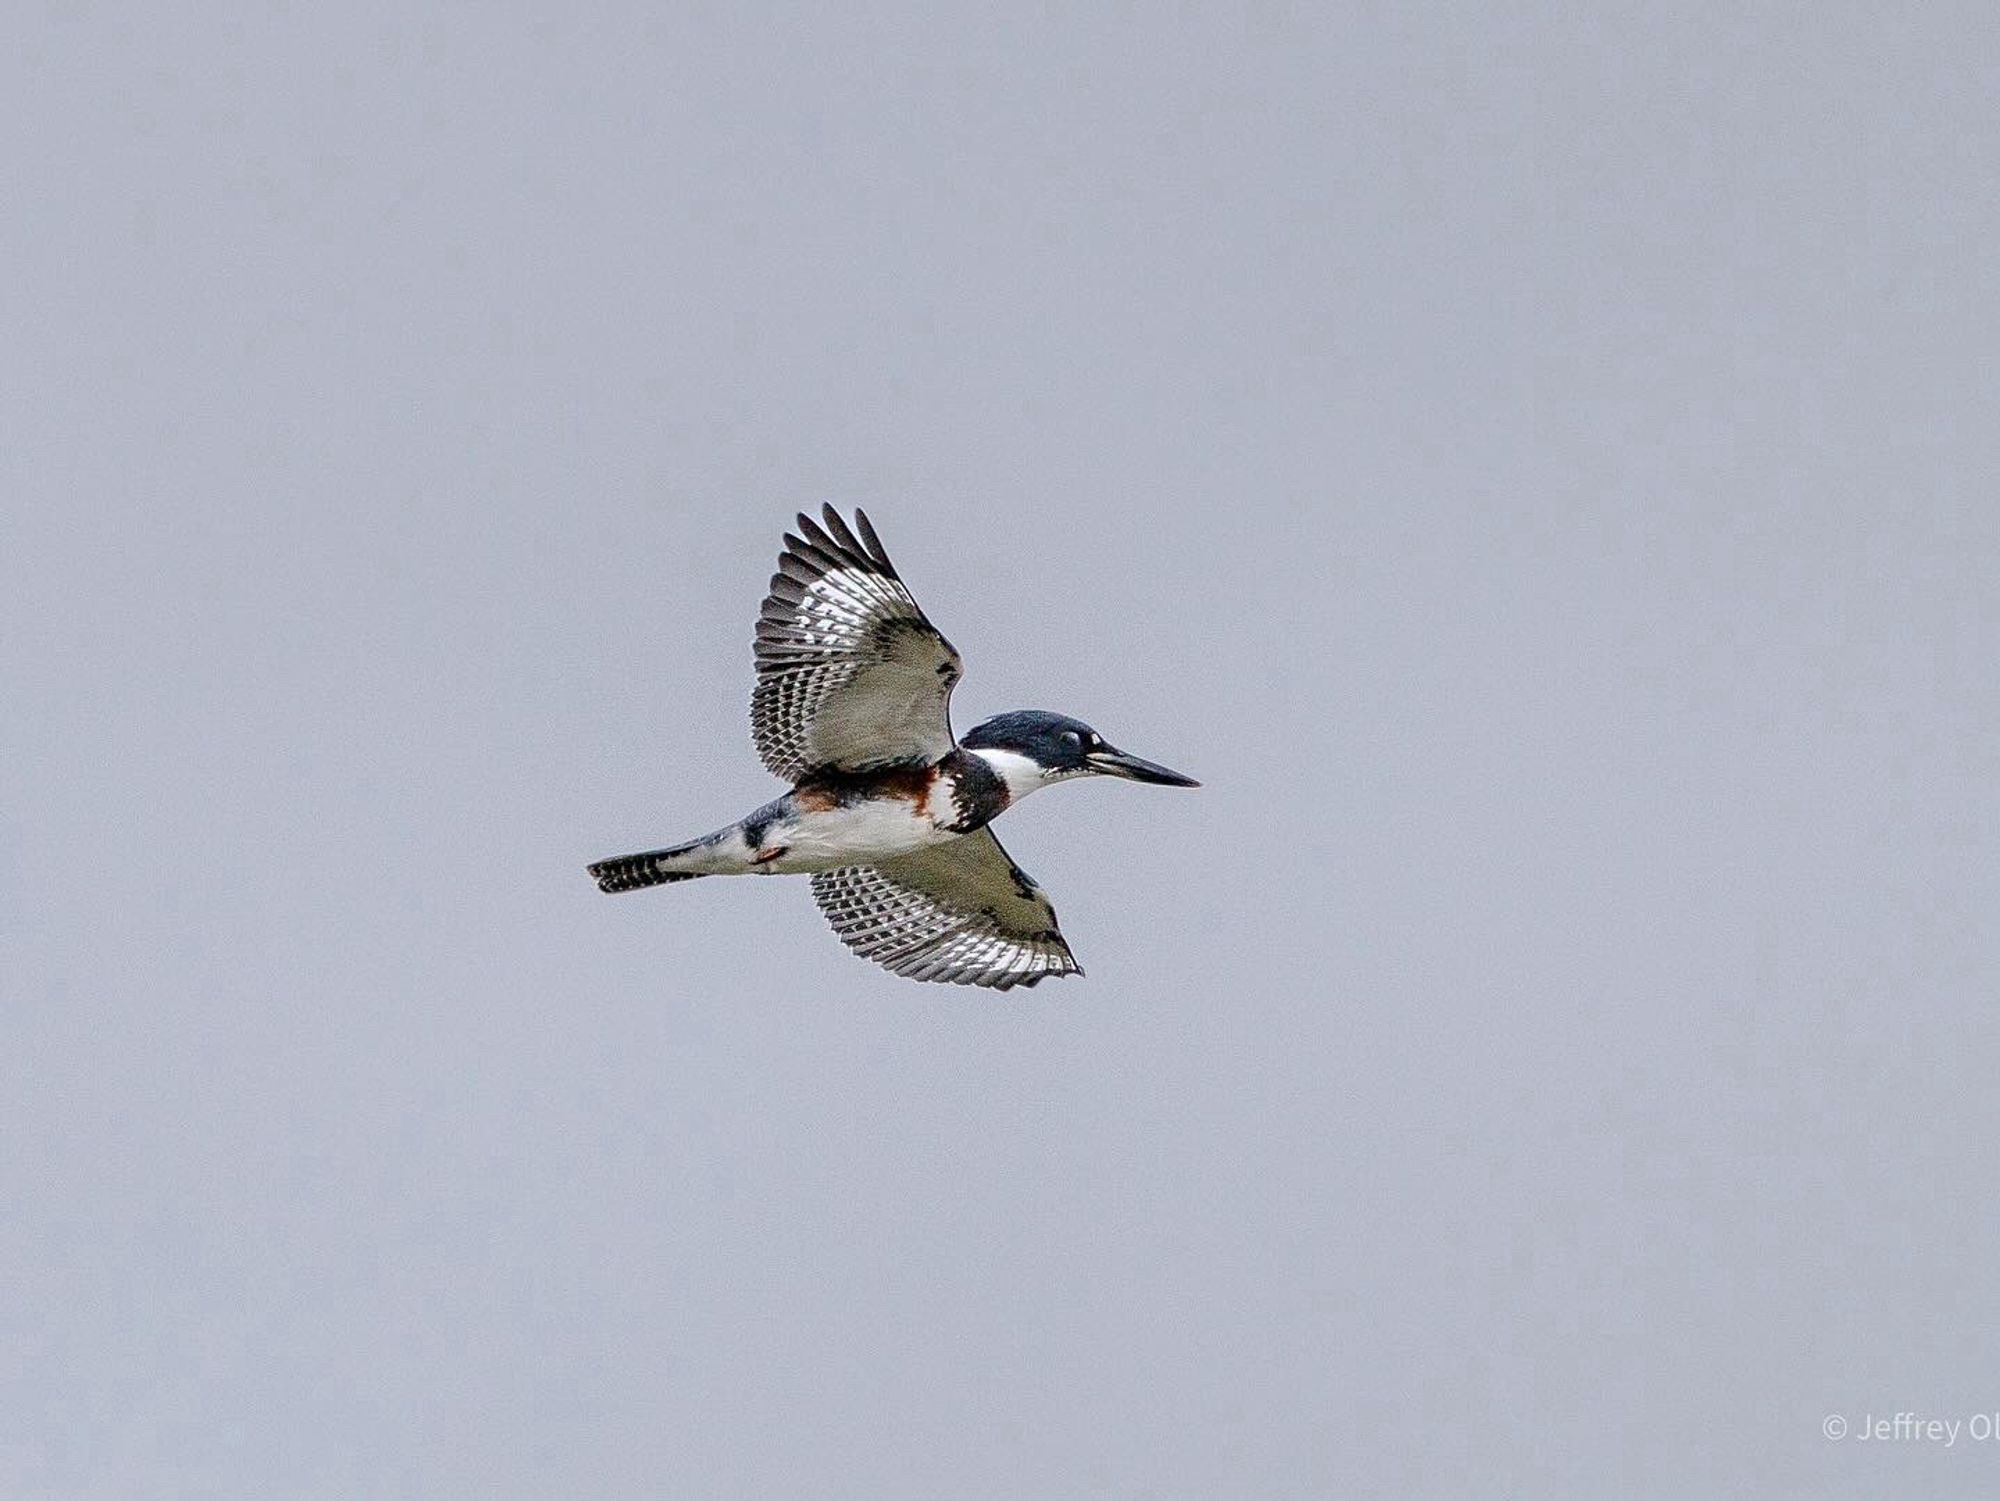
5, 5, 1997, 1497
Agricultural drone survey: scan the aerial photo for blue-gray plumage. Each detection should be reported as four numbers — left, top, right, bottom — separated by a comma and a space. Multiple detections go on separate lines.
588, 506, 1197, 989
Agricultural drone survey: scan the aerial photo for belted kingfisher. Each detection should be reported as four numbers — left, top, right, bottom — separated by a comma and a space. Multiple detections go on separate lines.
587, 506, 1198, 989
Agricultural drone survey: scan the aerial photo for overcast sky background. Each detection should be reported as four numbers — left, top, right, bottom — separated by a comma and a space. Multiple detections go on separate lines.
5, 5, 1997, 1497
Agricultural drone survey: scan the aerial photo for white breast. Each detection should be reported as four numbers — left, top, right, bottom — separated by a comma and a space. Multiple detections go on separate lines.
766, 795, 959, 873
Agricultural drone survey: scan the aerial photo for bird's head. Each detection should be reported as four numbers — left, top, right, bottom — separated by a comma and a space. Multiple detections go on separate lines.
960, 710, 1200, 801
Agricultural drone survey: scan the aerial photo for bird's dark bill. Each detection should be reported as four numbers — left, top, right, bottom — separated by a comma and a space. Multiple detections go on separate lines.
1086, 747, 1200, 787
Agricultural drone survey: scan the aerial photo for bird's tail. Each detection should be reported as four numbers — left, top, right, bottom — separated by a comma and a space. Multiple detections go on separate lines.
588, 837, 718, 894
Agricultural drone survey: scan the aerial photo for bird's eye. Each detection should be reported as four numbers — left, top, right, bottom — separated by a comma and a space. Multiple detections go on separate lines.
1061, 730, 1083, 749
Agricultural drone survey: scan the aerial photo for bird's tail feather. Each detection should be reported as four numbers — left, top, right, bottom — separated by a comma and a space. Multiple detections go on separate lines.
588, 840, 714, 894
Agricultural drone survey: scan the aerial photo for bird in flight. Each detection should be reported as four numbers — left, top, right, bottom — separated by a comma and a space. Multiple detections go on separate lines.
587, 506, 1199, 989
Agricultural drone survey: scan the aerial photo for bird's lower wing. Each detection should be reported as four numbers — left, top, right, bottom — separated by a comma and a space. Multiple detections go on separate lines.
810, 830, 1082, 990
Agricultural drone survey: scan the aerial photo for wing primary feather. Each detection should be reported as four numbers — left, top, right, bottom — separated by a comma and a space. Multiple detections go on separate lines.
794, 512, 839, 556
819, 506, 865, 557
791, 539, 842, 573
775, 552, 821, 585
852, 508, 894, 572
788, 537, 850, 575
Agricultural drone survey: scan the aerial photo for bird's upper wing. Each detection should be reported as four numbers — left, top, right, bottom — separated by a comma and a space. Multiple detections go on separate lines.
752, 505, 963, 779
810, 830, 1083, 989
